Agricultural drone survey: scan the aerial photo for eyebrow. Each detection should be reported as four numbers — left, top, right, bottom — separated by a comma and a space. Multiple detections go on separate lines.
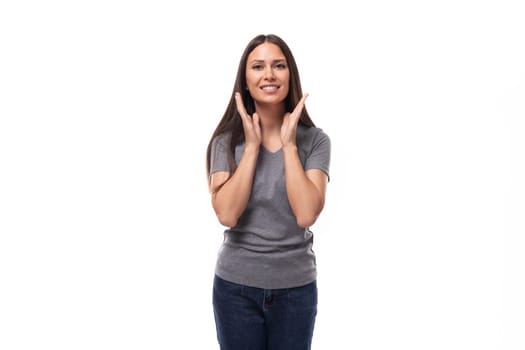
249, 59, 287, 64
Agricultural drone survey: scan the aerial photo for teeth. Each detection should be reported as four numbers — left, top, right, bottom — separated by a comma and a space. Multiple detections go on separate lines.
262, 86, 278, 90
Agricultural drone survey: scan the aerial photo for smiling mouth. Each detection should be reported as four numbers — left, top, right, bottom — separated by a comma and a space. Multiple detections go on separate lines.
260, 85, 280, 91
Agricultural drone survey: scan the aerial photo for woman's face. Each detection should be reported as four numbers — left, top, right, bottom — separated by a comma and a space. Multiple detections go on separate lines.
245, 42, 290, 107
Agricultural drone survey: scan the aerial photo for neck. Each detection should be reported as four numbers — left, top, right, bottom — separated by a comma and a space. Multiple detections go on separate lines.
255, 102, 286, 132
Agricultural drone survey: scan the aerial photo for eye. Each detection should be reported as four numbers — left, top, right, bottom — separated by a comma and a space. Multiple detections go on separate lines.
275, 63, 287, 70
252, 64, 263, 70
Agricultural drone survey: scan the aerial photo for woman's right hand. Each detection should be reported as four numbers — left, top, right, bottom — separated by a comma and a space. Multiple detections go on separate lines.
235, 92, 261, 148
210, 93, 261, 227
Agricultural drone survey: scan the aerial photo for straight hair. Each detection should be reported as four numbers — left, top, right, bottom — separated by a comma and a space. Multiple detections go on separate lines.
205, 34, 315, 181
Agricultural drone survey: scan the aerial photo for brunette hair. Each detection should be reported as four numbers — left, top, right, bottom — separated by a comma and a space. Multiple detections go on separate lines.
205, 34, 315, 180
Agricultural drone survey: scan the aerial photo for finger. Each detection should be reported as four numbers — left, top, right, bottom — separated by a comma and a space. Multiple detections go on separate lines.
252, 112, 260, 127
293, 93, 309, 115
234, 92, 248, 119
290, 94, 309, 123
252, 113, 261, 138
300, 92, 309, 104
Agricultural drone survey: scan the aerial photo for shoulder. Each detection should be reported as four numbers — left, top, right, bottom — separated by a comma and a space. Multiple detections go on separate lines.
211, 131, 232, 149
296, 124, 330, 150
212, 131, 232, 144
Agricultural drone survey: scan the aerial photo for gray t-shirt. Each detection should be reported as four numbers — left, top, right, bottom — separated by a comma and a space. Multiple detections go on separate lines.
210, 124, 331, 289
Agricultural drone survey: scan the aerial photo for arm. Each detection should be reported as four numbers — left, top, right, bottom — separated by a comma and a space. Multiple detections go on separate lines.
283, 147, 328, 227
281, 94, 329, 227
209, 92, 261, 227
209, 145, 259, 227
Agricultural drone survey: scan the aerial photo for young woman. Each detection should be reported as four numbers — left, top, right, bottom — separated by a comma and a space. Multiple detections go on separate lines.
206, 34, 331, 350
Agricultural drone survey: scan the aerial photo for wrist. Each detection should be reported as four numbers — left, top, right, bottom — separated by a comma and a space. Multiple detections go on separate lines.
282, 144, 298, 153
244, 144, 260, 155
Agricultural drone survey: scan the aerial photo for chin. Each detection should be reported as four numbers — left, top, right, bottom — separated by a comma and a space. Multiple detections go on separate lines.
254, 95, 286, 105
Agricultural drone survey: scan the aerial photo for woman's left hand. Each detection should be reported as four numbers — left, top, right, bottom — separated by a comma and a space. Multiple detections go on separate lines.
281, 94, 308, 148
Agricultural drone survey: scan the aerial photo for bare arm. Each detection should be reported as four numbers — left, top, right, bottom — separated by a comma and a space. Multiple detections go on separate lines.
283, 147, 328, 227
281, 94, 328, 227
209, 93, 261, 227
209, 145, 259, 227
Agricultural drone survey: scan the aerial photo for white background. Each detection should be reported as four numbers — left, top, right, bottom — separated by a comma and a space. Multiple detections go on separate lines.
1, 0, 524, 349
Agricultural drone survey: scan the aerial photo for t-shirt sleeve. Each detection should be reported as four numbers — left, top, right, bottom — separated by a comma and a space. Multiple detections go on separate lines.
210, 133, 232, 174
304, 129, 331, 179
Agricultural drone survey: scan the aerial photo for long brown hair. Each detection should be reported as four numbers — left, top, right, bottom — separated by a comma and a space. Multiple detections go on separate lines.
205, 34, 315, 180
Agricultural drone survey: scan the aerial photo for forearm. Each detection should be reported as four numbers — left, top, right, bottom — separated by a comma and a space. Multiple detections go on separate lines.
212, 146, 259, 227
283, 145, 325, 227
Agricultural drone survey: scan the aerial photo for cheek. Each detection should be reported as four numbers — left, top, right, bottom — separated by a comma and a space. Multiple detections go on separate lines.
282, 79, 290, 94
281, 73, 290, 90
246, 73, 259, 87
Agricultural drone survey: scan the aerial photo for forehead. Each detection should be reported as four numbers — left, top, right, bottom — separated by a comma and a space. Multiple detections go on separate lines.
247, 42, 286, 61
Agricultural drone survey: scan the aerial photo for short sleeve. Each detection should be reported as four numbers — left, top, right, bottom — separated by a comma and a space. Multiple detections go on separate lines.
210, 133, 232, 174
304, 129, 331, 179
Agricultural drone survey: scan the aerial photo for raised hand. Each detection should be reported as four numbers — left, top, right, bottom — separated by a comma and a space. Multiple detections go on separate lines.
281, 93, 308, 148
235, 92, 261, 148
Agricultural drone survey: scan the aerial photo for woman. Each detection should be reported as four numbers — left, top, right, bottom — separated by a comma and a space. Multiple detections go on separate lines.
206, 34, 331, 350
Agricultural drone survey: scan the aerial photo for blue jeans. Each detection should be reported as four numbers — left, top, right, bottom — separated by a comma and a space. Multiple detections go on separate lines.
213, 275, 317, 350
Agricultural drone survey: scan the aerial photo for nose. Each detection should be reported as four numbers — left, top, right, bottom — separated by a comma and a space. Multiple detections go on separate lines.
264, 66, 275, 80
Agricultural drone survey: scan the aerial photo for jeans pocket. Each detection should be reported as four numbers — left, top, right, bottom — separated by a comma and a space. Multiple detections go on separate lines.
286, 281, 318, 315
213, 275, 244, 301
